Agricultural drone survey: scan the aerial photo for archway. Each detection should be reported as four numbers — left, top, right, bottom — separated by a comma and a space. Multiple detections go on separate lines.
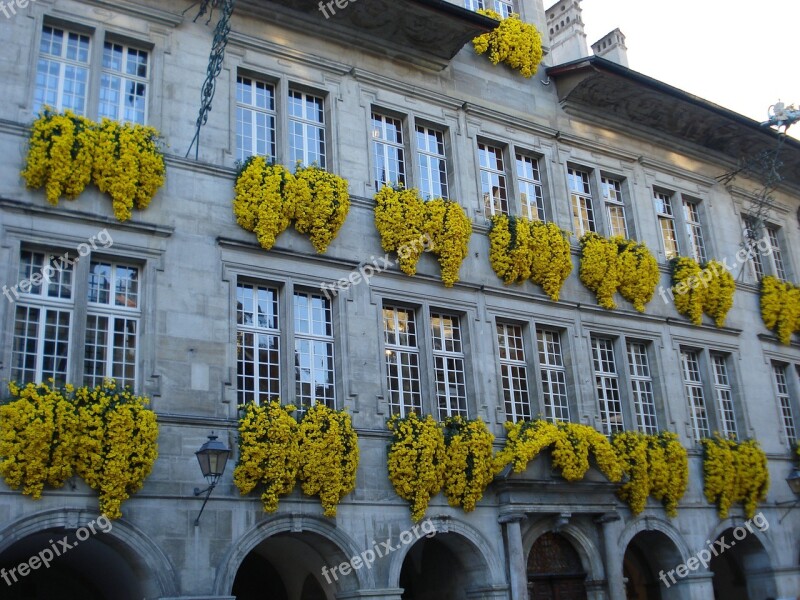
527, 531, 588, 600
710, 527, 776, 600
623, 531, 684, 600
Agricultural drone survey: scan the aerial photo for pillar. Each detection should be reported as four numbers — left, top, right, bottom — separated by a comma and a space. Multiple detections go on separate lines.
499, 514, 527, 600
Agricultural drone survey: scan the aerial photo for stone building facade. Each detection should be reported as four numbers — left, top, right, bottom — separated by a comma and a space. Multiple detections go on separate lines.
0, 0, 799, 599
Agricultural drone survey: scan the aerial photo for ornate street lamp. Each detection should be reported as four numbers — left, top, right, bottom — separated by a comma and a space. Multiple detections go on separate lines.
193, 433, 231, 526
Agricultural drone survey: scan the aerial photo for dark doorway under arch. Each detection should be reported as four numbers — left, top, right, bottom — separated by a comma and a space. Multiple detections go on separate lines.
710, 527, 776, 600
527, 531, 588, 600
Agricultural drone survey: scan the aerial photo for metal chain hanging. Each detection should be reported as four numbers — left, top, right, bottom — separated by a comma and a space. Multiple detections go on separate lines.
185, 0, 236, 160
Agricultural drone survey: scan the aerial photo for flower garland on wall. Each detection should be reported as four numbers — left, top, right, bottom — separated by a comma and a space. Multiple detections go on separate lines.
442, 416, 495, 512
373, 186, 472, 287
21, 109, 165, 221
578, 233, 659, 312
671, 257, 735, 327
387, 413, 446, 522
760, 275, 800, 344
488, 215, 573, 301
702, 436, 769, 519
233, 158, 350, 254
233, 401, 360, 515
0, 381, 159, 519
472, 10, 544, 78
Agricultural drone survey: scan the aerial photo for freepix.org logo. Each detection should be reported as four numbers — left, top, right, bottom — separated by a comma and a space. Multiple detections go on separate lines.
0, 0, 37, 20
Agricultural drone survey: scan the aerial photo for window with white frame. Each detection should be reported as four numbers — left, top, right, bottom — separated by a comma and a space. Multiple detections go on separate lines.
536, 327, 569, 422
431, 312, 467, 419
479, 143, 508, 217
568, 167, 595, 236
773, 363, 797, 442
681, 349, 710, 441
236, 76, 276, 163
683, 199, 707, 263
465, 0, 513, 17
84, 261, 139, 389
34, 25, 91, 115
711, 353, 737, 438
517, 154, 546, 221
294, 292, 335, 410
742, 217, 788, 281
383, 305, 422, 416
601, 176, 628, 238
288, 90, 326, 168
416, 125, 448, 199
767, 226, 787, 280
98, 41, 149, 125
591, 337, 624, 435
654, 191, 679, 260
627, 341, 658, 434
497, 322, 531, 421
236, 283, 280, 405
372, 113, 406, 189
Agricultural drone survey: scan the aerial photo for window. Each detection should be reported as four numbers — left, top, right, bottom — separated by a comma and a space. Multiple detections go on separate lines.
711, 354, 737, 438
683, 199, 707, 263
289, 90, 326, 167
681, 350, 710, 441
654, 191, 678, 259
627, 342, 658, 434
743, 217, 788, 280
497, 322, 531, 421
742, 216, 765, 279
767, 226, 787, 280
591, 337, 623, 435
465, 0, 513, 17
236, 76, 276, 163
294, 292, 335, 410
601, 177, 627, 238
517, 154, 545, 221
537, 328, 569, 422
383, 305, 422, 416
34, 25, 91, 115
431, 313, 467, 419
568, 168, 595, 236
372, 113, 405, 189
416, 125, 448, 199
84, 261, 139, 389
479, 143, 508, 217
774, 364, 797, 442
98, 42, 149, 125
237, 283, 280, 404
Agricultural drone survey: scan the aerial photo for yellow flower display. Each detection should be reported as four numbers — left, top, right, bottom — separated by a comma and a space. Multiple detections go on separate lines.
488, 215, 572, 301
472, 10, 544, 78
760, 275, 800, 344
442, 416, 495, 512
292, 165, 351, 253
92, 118, 165, 221
671, 257, 735, 327
374, 186, 472, 287
233, 401, 301, 513
233, 157, 296, 249
21, 109, 96, 205
387, 413, 446, 522
702, 436, 769, 519
297, 404, 359, 517
579, 233, 659, 312
0, 380, 158, 519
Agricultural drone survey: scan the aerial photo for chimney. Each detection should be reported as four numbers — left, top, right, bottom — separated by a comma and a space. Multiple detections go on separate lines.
545, 0, 589, 65
591, 28, 629, 67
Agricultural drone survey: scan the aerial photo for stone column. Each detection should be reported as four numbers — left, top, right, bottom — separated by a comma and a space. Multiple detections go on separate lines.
498, 514, 528, 600
595, 512, 625, 600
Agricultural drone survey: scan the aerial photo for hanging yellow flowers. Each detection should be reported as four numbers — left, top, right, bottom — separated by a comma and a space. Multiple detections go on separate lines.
472, 10, 544, 78
760, 275, 800, 344
387, 413, 447, 522
297, 403, 359, 517
442, 416, 495, 512
578, 233, 659, 312
702, 436, 769, 519
671, 257, 735, 327
292, 165, 351, 253
488, 215, 572, 301
374, 186, 472, 287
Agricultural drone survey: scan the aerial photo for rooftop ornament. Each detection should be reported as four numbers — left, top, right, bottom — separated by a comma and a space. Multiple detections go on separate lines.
761, 101, 800, 133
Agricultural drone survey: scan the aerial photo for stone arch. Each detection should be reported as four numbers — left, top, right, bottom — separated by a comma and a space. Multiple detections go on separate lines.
0, 507, 178, 598
523, 518, 605, 581
706, 515, 778, 568
618, 515, 692, 564
620, 517, 690, 600
213, 514, 374, 596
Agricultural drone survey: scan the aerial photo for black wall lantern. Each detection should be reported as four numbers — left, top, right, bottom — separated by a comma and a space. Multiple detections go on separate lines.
777, 467, 800, 524
194, 433, 231, 526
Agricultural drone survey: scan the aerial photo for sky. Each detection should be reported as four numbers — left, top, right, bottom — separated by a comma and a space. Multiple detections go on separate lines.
579, 0, 800, 134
